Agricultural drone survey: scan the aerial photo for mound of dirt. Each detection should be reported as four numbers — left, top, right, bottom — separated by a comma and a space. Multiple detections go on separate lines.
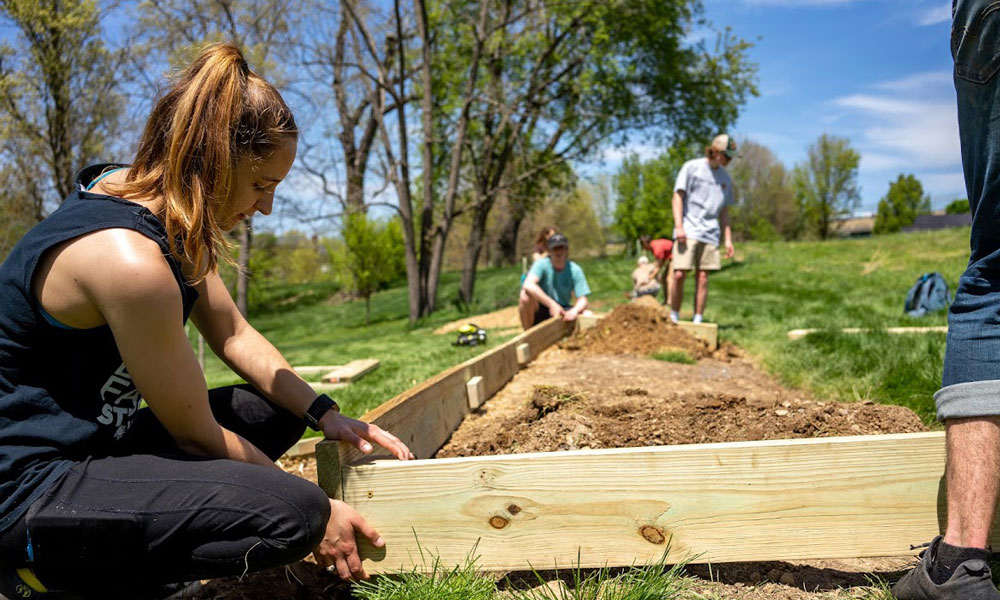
561, 301, 717, 358
439, 384, 927, 457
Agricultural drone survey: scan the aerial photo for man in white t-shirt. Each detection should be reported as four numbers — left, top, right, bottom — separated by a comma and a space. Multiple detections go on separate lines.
668, 134, 737, 324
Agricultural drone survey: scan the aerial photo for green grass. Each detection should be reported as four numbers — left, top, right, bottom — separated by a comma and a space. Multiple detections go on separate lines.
651, 349, 697, 365
704, 227, 967, 424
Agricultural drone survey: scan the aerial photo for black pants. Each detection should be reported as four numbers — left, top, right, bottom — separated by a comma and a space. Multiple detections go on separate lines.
0, 385, 329, 598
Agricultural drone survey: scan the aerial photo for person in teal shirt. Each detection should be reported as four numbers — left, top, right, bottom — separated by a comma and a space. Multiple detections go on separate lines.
518, 233, 591, 329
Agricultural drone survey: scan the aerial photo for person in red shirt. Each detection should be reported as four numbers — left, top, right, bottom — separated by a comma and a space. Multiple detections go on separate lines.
640, 235, 673, 307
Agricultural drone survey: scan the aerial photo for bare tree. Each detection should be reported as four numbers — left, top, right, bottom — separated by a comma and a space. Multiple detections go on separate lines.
0, 0, 127, 233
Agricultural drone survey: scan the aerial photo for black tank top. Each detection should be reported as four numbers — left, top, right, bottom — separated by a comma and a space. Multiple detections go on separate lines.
0, 164, 199, 532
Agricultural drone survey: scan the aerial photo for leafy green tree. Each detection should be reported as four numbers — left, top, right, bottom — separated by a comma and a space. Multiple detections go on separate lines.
0, 0, 126, 237
792, 134, 861, 240
727, 139, 799, 241
334, 214, 406, 324
613, 146, 693, 252
873, 174, 931, 234
452, 0, 758, 304
945, 198, 971, 214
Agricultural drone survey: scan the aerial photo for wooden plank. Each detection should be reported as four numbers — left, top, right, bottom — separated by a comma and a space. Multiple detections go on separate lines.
329, 317, 573, 466
788, 326, 948, 341
466, 376, 485, 410
316, 439, 344, 500
293, 365, 344, 377
283, 436, 321, 458
307, 382, 347, 394
341, 432, 970, 573
323, 358, 381, 383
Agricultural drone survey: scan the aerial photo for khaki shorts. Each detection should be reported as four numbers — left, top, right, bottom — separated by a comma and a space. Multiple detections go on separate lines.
672, 240, 721, 271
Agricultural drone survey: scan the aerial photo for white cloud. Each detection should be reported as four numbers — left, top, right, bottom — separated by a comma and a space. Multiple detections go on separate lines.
916, 4, 951, 26
871, 71, 952, 94
830, 84, 959, 170
920, 172, 967, 196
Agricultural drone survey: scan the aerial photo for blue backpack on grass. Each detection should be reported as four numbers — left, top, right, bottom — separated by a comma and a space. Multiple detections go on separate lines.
904, 272, 951, 317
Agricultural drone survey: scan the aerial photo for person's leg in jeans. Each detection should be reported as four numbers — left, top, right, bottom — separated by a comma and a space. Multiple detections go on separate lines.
893, 1, 1000, 598
0, 385, 329, 599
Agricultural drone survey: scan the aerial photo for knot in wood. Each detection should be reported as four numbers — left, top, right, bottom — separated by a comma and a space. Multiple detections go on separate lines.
489, 516, 510, 529
639, 525, 665, 545
507, 504, 521, 515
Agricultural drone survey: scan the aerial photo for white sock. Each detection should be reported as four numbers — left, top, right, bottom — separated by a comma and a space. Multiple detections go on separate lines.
692, 314, 703, 324
669, 310, 679, 323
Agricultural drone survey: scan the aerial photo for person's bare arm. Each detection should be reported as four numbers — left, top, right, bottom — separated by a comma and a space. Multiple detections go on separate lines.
563, 295, 588, 322
672, 190, 687, 243
522, 273, 565, 317
192, 271, 413, 460
719, 205, 735, 259
76, 230, 275, 467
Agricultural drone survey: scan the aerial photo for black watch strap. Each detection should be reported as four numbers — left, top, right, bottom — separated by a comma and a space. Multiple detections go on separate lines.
303, 394, 339, 431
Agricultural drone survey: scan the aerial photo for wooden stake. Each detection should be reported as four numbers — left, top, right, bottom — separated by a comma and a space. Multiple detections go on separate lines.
516, 342, 531, 365
466, 376, 485, 410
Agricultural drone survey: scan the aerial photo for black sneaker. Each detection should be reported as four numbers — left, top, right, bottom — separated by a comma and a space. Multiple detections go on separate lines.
892, 536, 1000, 599
0, 568, 52, 600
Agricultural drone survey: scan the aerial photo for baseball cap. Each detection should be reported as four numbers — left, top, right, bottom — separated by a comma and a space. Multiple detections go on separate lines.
711, 134, 739, 159
547, 233, 569, 249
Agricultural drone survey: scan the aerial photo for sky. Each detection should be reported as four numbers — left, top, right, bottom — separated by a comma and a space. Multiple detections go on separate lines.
592, 0, 961, 215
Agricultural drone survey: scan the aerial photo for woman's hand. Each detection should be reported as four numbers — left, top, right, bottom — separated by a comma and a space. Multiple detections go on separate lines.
320, 412, 415, 460
314, 499, 383, 580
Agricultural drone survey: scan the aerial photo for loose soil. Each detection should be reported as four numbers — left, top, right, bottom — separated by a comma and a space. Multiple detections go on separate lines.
200, 303, 932, 599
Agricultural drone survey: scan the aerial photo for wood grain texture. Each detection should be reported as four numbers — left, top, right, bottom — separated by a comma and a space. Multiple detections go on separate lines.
340, 432, 966, 573
466, 376, 485, 410
322, 358, 381, 383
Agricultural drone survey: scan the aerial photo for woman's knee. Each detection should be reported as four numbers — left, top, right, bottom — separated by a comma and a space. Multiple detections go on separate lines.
269, 477, 331, 557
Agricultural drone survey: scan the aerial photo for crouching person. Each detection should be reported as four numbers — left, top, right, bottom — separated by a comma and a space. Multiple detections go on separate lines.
518, 234, 591, 330
0, 43, 412, 600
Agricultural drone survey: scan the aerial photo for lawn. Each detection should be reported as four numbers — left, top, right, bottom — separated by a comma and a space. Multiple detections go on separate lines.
201, 226, 967, 426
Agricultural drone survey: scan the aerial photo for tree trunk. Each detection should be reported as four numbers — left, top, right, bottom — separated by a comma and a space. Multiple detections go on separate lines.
497, 203, 526, 265
365, 295, 371, 324
458, 199, 493, 305
236, 219, 251, 317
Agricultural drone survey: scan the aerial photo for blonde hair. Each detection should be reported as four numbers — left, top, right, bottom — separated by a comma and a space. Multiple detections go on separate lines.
109, 43, 297, 283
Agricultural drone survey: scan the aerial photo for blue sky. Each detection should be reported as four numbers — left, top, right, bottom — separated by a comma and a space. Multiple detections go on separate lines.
594, 0, 961, 214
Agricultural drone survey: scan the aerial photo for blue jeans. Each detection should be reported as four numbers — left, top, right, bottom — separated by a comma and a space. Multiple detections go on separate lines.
936, 0, 1000, 419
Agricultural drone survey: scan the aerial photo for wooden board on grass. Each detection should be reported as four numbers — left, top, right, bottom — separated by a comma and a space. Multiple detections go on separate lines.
337, 432, 968, 573
787, 326, 948, 341
322, 359, 381, 383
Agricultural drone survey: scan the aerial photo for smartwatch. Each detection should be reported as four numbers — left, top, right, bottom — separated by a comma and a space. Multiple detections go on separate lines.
303, 394, 339, 431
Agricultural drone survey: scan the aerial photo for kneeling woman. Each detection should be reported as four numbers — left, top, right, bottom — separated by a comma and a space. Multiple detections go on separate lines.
0, 43, 412, 599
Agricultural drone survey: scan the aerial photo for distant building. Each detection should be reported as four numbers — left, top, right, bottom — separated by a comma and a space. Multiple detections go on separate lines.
831, 215, 875, 238
902, 212, 973, 232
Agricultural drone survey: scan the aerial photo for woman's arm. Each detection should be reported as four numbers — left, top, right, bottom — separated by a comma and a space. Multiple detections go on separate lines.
75, 230, 275, 467
191, 270, 413, 460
